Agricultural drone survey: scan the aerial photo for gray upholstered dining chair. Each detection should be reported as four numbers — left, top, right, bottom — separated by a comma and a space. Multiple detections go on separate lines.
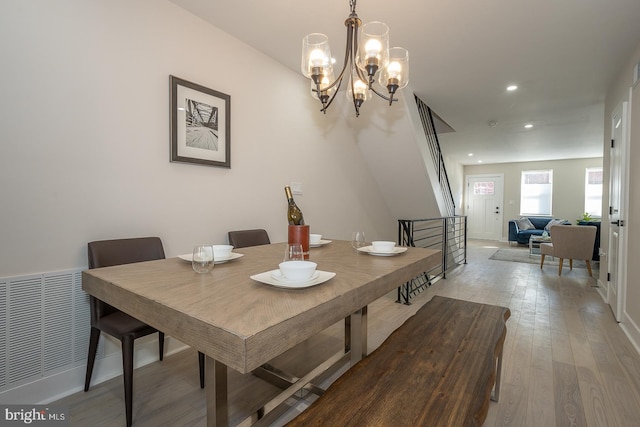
85, 237, 205, 427
540, 225, 597, 276
228, 229, 271, 248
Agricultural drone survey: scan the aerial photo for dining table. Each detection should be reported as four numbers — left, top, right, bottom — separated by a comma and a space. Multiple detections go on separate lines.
82, 239, 441, 426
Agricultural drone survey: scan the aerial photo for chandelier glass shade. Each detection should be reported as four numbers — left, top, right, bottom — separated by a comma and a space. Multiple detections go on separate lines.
301, 0, 409, 117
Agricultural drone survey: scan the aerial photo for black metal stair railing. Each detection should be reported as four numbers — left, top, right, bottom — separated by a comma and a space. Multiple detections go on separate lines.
397, 216, 467, 304
415, 94, 456, 217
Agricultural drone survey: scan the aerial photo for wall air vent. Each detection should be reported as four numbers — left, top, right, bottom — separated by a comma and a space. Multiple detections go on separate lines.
0, 269, 91, 392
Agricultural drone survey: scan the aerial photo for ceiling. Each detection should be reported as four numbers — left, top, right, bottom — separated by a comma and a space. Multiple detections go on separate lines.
169, 0, 640, 165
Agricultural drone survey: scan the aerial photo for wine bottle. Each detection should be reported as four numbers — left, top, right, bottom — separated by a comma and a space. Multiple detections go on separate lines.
284, 186, 305, 225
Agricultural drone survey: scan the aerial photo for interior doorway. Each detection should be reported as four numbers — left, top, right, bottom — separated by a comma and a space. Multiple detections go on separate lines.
607, 99, 629, 321
607, 87, 635, 321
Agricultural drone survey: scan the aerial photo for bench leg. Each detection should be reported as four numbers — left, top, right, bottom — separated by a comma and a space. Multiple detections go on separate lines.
491, 349, 504, 402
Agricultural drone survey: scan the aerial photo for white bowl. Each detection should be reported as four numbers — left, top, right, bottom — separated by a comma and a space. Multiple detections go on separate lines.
371, 241, 396, 252
213, 245, 234, 259
278, 260, 317, 281
309, 233, 322, 244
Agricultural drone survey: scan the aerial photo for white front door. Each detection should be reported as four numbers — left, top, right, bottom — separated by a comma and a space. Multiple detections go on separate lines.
608, 100, 628, 321
466, 174, 504, 240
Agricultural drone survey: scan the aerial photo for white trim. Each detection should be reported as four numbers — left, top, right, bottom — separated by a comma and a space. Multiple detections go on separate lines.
621, 312, 640, 356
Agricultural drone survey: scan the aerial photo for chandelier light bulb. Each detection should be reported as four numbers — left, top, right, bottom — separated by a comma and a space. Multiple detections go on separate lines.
311, 71, 337, 103
364, 39, 382, 60
380, 47, 409, 102
309, 49, 328, 68
347, 74, 371, 117
387, 61, 402, 79
301, 33, 332, 79
358, 21, 389, 79
353, 79, 368, 97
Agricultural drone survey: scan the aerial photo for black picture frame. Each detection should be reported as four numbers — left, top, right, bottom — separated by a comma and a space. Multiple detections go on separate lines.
170, 75, 231, 168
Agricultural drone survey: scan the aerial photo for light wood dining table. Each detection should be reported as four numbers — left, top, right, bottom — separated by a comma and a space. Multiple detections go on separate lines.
82, 239, 441, 426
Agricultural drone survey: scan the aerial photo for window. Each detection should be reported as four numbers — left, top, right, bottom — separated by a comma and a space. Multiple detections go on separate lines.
585, 167, 603, 217
520, 170, 553, 216
473, 181, 495, 195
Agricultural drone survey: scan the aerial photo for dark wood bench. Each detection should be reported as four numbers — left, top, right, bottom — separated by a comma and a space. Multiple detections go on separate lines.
287, 295, 511, 426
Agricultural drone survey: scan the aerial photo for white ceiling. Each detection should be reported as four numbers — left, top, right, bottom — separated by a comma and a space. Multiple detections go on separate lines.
169, 0, 640, 165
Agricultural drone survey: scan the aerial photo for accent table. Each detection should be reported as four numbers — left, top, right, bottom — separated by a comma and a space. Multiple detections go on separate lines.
529, 235, 552, 256
82, 240, 441, 426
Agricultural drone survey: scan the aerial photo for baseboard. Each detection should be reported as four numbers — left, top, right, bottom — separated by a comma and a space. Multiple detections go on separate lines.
596, 280, 608, 301
0, 336, 188, 405
621, 312, 640, 356
591, 281, 640, 357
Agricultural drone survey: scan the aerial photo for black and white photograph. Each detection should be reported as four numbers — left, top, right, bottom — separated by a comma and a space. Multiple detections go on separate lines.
170, 75, 231, 167
185, 99, 219, 150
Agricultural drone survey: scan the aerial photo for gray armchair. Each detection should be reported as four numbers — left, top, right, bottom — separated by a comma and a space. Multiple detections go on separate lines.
540, 225, 597, 276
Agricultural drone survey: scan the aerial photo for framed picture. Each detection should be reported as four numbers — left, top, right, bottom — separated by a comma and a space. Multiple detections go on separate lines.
170, 75, 231, 168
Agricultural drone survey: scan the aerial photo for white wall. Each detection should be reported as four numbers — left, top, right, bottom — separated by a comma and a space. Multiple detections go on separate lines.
0, 0, 401, 279
356, 87, 442, 221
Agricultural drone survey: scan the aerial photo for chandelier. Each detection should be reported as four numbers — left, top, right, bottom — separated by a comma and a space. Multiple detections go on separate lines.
301, 0, 409, 117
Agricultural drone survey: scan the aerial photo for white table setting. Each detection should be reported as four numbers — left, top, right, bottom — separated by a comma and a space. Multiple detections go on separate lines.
250, 243, 336, 289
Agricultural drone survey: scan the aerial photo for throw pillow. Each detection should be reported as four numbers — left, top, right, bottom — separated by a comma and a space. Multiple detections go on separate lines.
544, 219, 570, 232
515, 217, 535, 230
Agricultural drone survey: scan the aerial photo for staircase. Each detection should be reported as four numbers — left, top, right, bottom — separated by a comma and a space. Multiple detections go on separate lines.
396, 95, 467, 304
414, 94, 456, 217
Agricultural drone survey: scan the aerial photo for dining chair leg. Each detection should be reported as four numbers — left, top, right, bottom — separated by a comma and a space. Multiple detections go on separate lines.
586, 260, 593, 277
122, 336, 134, 427
558, 259, 564, 276
569, 259, 574, 270
540, 254, 546, 269
84, 327, 101, 391
158, 332, 165, 361
198, 351, 205, 389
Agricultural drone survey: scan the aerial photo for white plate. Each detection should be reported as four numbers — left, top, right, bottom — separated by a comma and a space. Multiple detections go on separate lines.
357, 246, 408, 256
177, 252, 244, 264
251, 270, 336, 289
309, 239, 332, 248
270, 270, 320, 284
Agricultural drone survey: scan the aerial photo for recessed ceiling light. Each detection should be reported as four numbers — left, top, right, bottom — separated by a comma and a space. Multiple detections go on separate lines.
507, 85, 518, 91
468, 153, 474, 157
524, 123, 533, 129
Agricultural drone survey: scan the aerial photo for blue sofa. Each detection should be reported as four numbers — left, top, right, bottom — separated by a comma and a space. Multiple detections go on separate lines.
508, 217, 564, 244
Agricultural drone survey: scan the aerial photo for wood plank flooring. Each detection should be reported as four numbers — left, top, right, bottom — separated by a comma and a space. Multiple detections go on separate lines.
55, 240, 640, 426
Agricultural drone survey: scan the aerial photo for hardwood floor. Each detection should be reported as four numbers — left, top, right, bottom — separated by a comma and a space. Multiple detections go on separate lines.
56, 240, 640, 426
